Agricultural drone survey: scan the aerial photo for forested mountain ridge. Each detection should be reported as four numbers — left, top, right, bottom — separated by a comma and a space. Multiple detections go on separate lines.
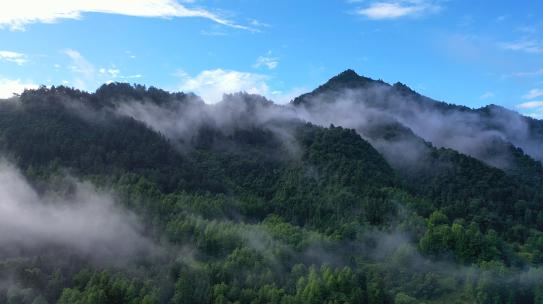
292, 70, 543, 194
0, 73, 543, 304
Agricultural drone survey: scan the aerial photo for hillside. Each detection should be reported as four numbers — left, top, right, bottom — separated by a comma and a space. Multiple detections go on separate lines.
0, 76, 543, 304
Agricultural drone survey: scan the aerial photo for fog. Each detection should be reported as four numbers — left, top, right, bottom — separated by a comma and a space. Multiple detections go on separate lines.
116, 92, 302, 157
0, 160, 153, 261
293, 85, 543, 169
111, 82, 543, 172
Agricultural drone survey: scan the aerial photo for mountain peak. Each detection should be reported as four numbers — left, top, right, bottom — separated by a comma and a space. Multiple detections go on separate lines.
334, 69, 361, 79
291, 69, 382, 105
326, 69, 374, 86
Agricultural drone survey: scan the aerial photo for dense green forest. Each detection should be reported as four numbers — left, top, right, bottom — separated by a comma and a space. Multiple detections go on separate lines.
1, 73, 543, 304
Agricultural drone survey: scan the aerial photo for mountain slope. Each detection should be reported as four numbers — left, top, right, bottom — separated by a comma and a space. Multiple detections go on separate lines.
292, 69, 543, 187
1, 81, 543, 303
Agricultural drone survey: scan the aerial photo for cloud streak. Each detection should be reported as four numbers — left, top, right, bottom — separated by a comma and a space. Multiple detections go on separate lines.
523, 88, 543, 100
355, 0, 441, 20
0, 51, 27, 65
63, 48, 96, 89
505, 68, 543, 78
501, 40, 543, 54
517, 101, 543, 109
0, 0, 248, 31
480, 91, 495, 100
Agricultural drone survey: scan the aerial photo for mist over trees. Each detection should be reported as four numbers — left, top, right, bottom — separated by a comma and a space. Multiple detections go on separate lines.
0, 71, 543, 303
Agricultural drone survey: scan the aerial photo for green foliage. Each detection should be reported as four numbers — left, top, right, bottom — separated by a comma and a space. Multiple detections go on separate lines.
1, 85, 543, 304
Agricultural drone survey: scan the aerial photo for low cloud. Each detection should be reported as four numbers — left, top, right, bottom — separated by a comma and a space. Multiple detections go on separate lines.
114, 77, 543, 167
0, 0, 248, 31
0, 160, 153, 262
294, 84, 543, 166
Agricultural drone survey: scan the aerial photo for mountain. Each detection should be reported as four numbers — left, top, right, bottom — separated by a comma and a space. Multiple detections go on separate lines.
0, 77, 543, 303
292, 69, 543, 183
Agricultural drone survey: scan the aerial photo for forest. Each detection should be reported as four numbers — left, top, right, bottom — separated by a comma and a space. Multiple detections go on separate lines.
1, 71, 543, 304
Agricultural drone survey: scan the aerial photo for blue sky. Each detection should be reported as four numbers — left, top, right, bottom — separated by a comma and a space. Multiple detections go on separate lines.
0, 0, 542, 117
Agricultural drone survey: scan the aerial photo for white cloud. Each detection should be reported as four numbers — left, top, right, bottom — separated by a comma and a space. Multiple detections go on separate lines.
64, 48, 94, 78
517, 101, 543, 109
179, 69, 270, 103
522, 88, 543, 100
253, 52, 279, 70
479, 91, 494, 100
200, 29, 228, 36
517, 88, 543, 117
271, 87, 308, 104
501, 40, 543, 54
517, 26, 537, 34
355, 1, 441, 20
0, 77, 38, 98
0, 50, 27, 65
495, 15, 508, 22
63, 48, 95, 89
249, 19, 270, 28
509, 68, 543, 78
100, 67, 121, 78
0, 0, 248, 31
121, 74, 143, 79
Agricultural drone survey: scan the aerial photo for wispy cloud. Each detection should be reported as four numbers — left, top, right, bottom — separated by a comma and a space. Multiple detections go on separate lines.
0, 77, 38, 98
495, 15, 508, 22
355, 0, 442, 20
522, 88, 543, 100
270, 87, 309, 104
508, 68, 543, 78
120, 74, 143, 79
479, 91, 494, 100
63, 48, 95, 89
200, 29, 229, 36
501, 40, 543, 54
517, 100, 543, 118
0, 50, 28, 65
99, 67, 120, 78
0, 0, 249, 31
249, 19, 271, 28
517, 101, 543, 109
178, 69, 270, 103
64, 49, 94, 77
517, 26, 538, 34
253, 52, 279, 70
